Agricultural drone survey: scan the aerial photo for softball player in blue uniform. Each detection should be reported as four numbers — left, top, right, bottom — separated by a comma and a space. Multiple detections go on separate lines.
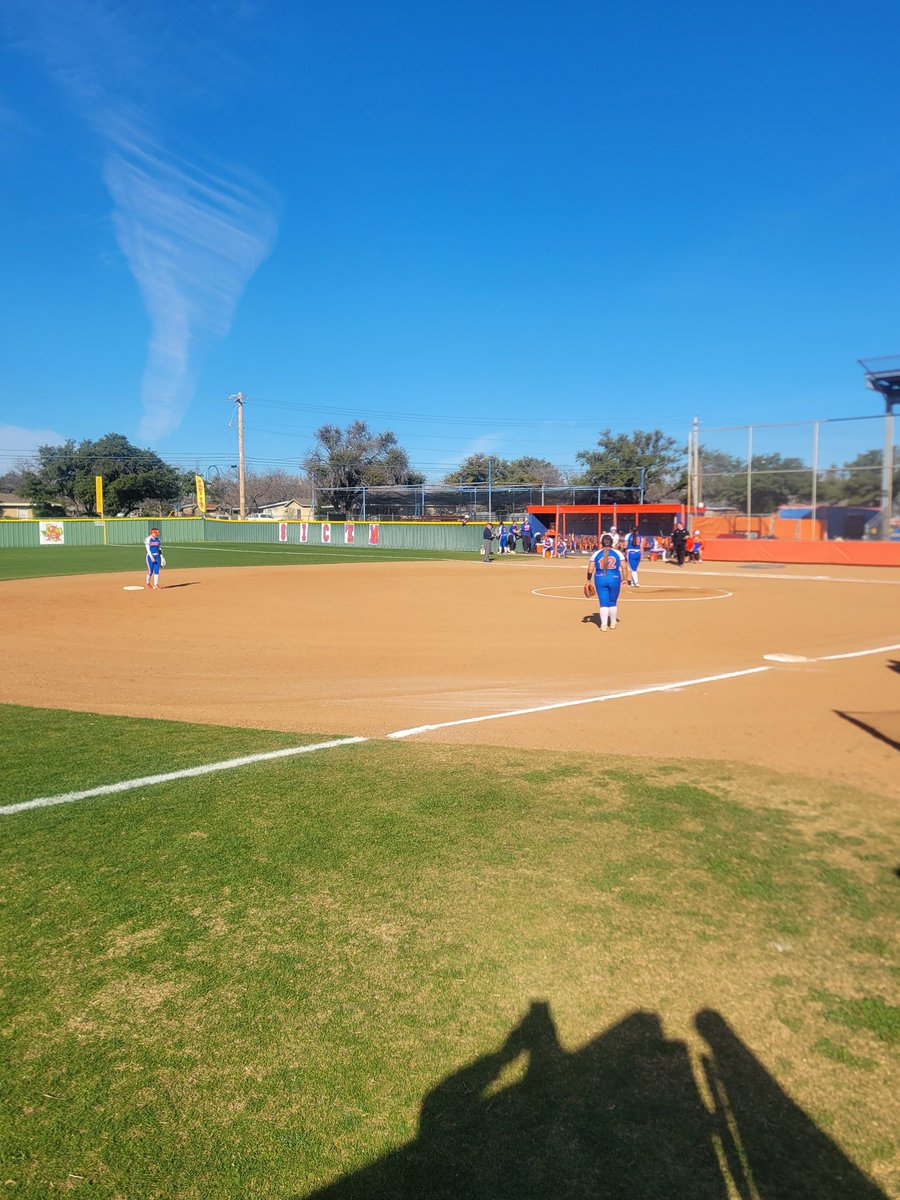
587, 533, 630, 630
144, 528, 164, 589
625, 530, 643, 587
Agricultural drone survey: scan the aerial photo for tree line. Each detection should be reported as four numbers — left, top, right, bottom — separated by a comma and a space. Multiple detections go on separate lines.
2, 424, 894, 518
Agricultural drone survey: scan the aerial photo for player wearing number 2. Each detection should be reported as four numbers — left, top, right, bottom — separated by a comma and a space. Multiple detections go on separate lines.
144, 528, 165, 589
586, 533, 631, 630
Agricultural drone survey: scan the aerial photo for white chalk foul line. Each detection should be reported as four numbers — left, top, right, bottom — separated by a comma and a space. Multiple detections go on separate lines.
686, 569, 900, 586
763, 642, 900, 665
387, 667, 772, 739
0, 737, 368, 816
0, 671, 765, 816
7, 641, 899, 815
818, 642, 900, 662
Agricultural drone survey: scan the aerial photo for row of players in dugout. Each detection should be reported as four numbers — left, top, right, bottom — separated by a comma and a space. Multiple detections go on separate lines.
482, 522, 704, 564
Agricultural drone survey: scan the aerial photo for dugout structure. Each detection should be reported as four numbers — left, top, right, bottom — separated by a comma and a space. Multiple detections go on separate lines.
527, 504, 686, 550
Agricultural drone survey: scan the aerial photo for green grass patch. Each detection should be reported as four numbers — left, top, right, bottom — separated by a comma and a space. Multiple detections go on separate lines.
813, 1038, 877, 1071
1, 705, 898, 1198
0, 542, 475, 581
0, 704, 342, 806
850, 936, 889, 957
807, 990, 900, 1045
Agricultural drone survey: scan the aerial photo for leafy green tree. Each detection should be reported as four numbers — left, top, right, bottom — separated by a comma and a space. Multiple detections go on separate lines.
699, 446, 814, 511
504, 456, 564, 486
817, 448, 899, 507
575, 429, 684, 500
20, 441, 79, 517
303, 421, 423, 515
443, 454, 509, 485
21, 433, 191, 517
443, 454, 563, 486
743, 453, 809, 512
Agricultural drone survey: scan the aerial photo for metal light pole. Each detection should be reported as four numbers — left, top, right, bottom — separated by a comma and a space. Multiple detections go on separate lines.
810, 423, 819, 540
228, 393, 247, 519
859, 357, 900, 541
884, 409, 894, 540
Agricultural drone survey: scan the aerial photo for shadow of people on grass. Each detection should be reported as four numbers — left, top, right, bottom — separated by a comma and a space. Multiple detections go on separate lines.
697, 1009, 887, 1200
299, 1003, 888, 1199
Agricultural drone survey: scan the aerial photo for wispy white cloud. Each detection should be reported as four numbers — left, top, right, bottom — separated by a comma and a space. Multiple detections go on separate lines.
4, 0, 280, 440
102, 120, 279, 440
0, 424, 67, 457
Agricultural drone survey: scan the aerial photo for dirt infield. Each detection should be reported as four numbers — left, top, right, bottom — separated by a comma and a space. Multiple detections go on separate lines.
2, 558, 898, 798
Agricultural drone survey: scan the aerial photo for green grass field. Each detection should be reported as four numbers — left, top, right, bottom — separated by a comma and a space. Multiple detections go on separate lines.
0, 542, 475, 582
2, 703, 898, 1198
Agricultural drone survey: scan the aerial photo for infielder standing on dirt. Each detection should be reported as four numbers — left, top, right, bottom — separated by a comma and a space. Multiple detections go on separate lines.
625, 529, 643, 587
587, 533, 630, 630
144, 527, 164, 589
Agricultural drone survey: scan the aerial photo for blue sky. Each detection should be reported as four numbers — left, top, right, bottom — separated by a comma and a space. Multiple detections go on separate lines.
2, 0, 898, 480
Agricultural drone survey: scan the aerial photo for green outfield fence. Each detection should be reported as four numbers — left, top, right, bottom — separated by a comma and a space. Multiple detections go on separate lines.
0, 517, 483, 553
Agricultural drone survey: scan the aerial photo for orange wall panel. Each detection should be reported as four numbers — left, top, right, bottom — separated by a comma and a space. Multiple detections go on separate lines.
702, 540, 900, 566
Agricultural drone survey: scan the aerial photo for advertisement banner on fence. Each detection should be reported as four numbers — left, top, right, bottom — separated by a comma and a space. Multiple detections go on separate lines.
279, 522, 288, 543
194, 474, 207, 513
344, 523, 355, 544
368, 524, 380, 545
39, 521, 65, 545
299, 522, 308, 543
322, 522, 331, 544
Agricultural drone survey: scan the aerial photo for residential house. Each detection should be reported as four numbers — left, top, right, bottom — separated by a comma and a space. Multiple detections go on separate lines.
257, 498, 313, 521
0, 494, 35, 519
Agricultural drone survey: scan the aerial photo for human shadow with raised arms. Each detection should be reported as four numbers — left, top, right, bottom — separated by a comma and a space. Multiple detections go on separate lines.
300, 1002, 887, 1199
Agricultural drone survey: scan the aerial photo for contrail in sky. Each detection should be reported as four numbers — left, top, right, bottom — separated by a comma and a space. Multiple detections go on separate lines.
102, 119, 278, 440
5, 0, 280, 440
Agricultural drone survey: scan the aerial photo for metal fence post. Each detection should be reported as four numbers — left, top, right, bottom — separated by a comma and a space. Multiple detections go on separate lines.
811, 422, 819, 540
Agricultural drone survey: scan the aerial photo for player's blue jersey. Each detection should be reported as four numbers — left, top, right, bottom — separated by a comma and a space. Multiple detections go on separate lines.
590, 547, 623, 578
145, 535, 161, 559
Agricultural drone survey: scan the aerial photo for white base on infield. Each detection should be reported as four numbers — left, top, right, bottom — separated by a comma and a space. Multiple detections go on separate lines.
4, 641, 899, 817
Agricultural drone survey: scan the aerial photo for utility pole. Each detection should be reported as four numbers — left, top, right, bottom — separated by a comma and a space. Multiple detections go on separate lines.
229, 393, 247, 519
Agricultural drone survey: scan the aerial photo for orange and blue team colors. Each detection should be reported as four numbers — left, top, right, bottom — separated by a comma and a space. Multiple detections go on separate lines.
144, 529, 162, 589
626, 531, 643, 587
588, 537, 626, 631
